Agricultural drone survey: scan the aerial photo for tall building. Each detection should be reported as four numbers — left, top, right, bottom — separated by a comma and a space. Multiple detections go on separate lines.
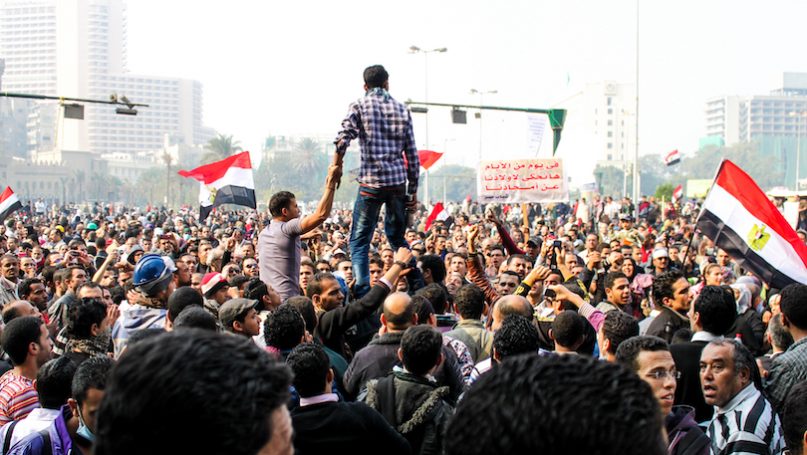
557, 80, 636, 169
703, 73, 807, 187
0, 0, 214, 156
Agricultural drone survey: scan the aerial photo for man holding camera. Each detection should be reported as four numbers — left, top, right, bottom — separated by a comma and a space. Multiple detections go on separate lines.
334, 65, 419, 299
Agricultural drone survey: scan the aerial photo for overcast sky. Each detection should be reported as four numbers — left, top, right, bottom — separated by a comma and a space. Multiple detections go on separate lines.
126, 0, 805, 182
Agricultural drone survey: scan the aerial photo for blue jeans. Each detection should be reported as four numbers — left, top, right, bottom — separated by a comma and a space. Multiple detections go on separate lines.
350, 184, 409, 297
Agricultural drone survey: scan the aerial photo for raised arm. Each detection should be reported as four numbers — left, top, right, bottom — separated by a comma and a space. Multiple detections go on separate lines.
300, 164, 342, 234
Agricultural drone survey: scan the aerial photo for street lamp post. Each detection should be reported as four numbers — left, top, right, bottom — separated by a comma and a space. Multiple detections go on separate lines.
470, 88, 497, 165
409, 45, 447, 204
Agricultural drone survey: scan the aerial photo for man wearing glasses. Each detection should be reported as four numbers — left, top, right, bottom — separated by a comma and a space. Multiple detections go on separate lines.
616, 336, 710, 455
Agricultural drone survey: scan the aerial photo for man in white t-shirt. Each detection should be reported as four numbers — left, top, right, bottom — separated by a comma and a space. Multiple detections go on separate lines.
258, 165, 341, 301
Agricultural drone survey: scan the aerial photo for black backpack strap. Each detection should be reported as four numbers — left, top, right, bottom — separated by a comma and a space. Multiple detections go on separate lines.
37, 428, 52, 455
3, 419, 20, 453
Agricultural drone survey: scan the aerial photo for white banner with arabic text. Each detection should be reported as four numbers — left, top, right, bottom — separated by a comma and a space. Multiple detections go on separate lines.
478, 158, 568, 203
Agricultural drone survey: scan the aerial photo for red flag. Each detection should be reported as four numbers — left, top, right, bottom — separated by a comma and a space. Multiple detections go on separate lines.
418, 150, 443, 171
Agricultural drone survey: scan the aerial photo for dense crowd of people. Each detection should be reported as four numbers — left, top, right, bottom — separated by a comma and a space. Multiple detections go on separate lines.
0, 189, 803, 454
0, 64, 803, 454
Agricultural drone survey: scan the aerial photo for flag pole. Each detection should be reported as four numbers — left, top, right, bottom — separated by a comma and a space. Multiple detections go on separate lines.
682, 159, 726, 271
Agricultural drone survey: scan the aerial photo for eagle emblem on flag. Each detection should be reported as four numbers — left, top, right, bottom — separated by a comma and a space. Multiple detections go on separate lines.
206, 185, 218, 204
747, 224, 771, 252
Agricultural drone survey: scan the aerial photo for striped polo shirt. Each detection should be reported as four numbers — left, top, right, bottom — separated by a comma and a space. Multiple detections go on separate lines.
707, 384, 785, 455
0, 370, 39, 426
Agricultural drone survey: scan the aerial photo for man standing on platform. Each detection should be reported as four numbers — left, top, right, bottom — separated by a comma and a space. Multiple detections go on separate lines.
335, 65, 419, 298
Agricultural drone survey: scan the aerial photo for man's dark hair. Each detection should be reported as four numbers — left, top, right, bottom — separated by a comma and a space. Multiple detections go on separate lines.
444, 354, 665, 455
603, 311, 640, 355
707, 338, 758, 381
400, 325, 443, 376
454, 284, 485, 319
1, 316, 44, 365
17, 278, 43, 299
694, 285, 737, 335
53, 267, 70, 285
95, 329, 292, 455
173, 306, 218, 332
286, 296, 317, 333
67, 297, 107, 339
415, 282, 449, 314
671, 328, 693, 344
493, 315, 540, 360
72, 356, 113, 407
605, 271, 628, 290
286, 343, 330, 399
411, 295, 435, 326
768, 313, 794, 351
368, 257, 384, 269
37, 357, 78, 409
552, 311, 585, 349
363, 65, 389, 88
780, 283, 807, 330
652, 270, 685, 305
615, 335, 669, 372
307, 272, 337, 298
499, 270, 520, 280
782, 381, 807, 455
264, 304, 305, 351
167, 286, 204, 322
505, 254, 527, 266
419, 255, 446, 284
268, 191, 296, 217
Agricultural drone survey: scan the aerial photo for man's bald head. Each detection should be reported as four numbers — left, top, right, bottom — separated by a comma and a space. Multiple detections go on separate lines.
382, 292, 416, 331
2, 300, 41, 324
492, 295, 533, 331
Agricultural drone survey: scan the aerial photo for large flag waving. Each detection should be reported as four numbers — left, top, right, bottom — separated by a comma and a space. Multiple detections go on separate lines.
0, 187, 21, 223
697, 160, 807, 289
178, 152, 256, 221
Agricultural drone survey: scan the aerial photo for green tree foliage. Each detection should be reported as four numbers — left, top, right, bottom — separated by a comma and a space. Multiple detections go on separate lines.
419, 164, 477, 203
203, 134, 242, 163
654, 183, 674, 201
593, 142, 786, 199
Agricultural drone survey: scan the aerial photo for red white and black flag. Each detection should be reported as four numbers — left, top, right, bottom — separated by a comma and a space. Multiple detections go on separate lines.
664, 149, 681, 166
697, 160, 807, 289
178, 152, 256, 221
0, 187, 21, 223
672, 184, 683, 201
425, 202, 452, 231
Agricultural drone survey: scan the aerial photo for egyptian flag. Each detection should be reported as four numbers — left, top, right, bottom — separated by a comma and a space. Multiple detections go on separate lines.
664, 149, 681, 166
425, 202, 452, 230
672, 184, 683, 201
697, 160, 807, 288
178, 152, 256, 221
0, 187, 21, 223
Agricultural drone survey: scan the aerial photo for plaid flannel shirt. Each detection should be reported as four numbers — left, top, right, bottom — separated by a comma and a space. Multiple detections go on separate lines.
335, 88, 420, 194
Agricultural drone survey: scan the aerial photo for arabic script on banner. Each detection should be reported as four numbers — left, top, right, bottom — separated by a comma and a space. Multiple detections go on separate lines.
478, 159, 568, 203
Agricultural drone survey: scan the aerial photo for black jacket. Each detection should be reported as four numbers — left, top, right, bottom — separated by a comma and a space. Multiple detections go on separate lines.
365, 371, 452, 455
291, 400, 412, 455
646, 307, 690, 344
670, 339, 712, 423
343, 331, 465, 404
315, 283, 391, 360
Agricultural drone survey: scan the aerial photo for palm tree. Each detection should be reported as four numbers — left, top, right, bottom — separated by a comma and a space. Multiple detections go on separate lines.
203, 133, 242, 163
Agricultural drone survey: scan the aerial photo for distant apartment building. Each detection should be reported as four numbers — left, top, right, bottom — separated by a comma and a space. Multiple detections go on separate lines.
0, 0, 214, 157
558, 80, 636, 168
703, 73, 807, 187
